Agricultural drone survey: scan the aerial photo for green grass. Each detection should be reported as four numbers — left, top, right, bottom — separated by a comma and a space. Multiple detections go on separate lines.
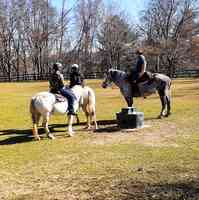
0, 79, 199, 199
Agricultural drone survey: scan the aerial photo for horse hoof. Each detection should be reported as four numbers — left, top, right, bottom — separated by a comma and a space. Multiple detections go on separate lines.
48, 134, 55, 140
157, 115, 162, 119
165, 112, 171, 117
68, 131, 75, 137
34, 136, 41, 141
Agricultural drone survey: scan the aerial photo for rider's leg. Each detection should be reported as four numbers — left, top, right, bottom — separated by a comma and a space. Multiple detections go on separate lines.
60, 88, 76, 115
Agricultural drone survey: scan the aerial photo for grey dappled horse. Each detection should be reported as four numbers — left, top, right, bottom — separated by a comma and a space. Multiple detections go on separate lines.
102, 69, 171, 118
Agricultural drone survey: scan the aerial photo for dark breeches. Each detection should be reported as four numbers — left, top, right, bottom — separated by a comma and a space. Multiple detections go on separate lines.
60, 88, 76, 112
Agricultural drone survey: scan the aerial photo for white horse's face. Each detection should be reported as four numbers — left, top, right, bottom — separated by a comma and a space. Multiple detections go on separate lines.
102, 72, 112, 88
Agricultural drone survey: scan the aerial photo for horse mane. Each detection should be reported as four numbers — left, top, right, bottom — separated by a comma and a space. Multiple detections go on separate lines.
109, 68, 127, 80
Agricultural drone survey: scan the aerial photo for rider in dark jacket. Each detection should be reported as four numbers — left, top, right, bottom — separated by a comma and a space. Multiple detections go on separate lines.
49, 63, 76, 115
130, 49, 147, 83
69, 64, 84, 88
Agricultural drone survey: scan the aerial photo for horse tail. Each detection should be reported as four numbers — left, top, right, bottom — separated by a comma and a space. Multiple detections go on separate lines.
30, 97, 36, 112
86, 88, 96, 116
85, 87, 98, 129
30, 97, 39, 124
168, 78, 172, 89
167, 78, 172, 98
30, 96, 41, 140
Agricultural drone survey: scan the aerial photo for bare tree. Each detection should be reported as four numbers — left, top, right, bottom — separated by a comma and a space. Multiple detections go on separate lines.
140, 0, 199, 76
74, 0, 103, 73
97, 11, 138, 71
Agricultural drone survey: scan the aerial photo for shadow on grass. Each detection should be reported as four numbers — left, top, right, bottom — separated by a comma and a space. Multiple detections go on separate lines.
0, 135, 34, 145
0, 128, 42, 145
0, 126, 64, 145
0, 117, 163, 145
0, 120, 118, 145
116, 179, 199, 200
95, 125, 120, 133
11, 178, 199, 199
83, 178, 199, 200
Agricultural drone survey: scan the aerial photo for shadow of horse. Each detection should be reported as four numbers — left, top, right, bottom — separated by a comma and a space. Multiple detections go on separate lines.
0, 120, 118, 145
0, 117, 158, 145
0, 128, 43, 145
0, 126, 65, 145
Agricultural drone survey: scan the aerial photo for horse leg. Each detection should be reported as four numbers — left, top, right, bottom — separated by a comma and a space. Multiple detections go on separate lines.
82, 104, 92, 130
75, 114, 80, 124
36, 113, 41, 127
31, 112, 41, 140
86, 104, 98, 130
92, 111, 98, 130
43, 113, 55, 140
158, 93, 167, 119
68, 114, 74, 137
165, 89, 171, 117
125, 97, 133, 107
86, 112, 92, 130
88, 110, 98, 131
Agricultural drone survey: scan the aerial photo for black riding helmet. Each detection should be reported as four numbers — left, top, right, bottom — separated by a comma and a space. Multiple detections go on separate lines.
71, 64, 79, 73
53, 62, 63, 71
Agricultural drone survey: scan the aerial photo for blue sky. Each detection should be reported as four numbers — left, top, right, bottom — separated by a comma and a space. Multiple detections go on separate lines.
51, 0, 149, 21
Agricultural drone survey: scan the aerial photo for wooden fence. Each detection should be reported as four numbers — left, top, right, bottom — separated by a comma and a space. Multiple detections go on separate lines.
0, 69, 199, 82
0, 72, 104, 82
173, 69, 199, 78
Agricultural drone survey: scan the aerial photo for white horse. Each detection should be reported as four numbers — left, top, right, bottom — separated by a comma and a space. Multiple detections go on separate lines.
30, 85, 97, 140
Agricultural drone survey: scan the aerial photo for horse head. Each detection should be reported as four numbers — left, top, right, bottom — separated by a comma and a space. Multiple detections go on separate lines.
102, 69, 118, 88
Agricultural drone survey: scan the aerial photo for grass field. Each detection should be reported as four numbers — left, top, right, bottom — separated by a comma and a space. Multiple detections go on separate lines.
0, 79, 199, 200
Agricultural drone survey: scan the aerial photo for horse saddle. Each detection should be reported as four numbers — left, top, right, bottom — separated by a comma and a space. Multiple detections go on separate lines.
132, 72, 155, 97
137, 71, 154, 84
54, 94, 67, 103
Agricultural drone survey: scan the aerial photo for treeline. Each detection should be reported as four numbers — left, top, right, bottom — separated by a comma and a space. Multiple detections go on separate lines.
0, 0, 198, 81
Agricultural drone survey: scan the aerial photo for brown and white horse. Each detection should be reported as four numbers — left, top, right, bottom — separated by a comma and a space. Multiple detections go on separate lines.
30, 85, 97, 140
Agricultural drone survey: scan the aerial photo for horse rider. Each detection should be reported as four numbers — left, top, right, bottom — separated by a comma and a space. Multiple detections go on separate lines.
69, 64, 84, 88
49, 62, 76, 115
130, 49, 147, 84
129, 48, 153, 85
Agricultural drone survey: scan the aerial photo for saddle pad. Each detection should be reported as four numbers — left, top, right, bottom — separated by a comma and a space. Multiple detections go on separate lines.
138, 81, 156, 97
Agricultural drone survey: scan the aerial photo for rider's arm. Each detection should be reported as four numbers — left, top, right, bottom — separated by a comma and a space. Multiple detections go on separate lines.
138, 56, 146, 77
139, 64, 145, 77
